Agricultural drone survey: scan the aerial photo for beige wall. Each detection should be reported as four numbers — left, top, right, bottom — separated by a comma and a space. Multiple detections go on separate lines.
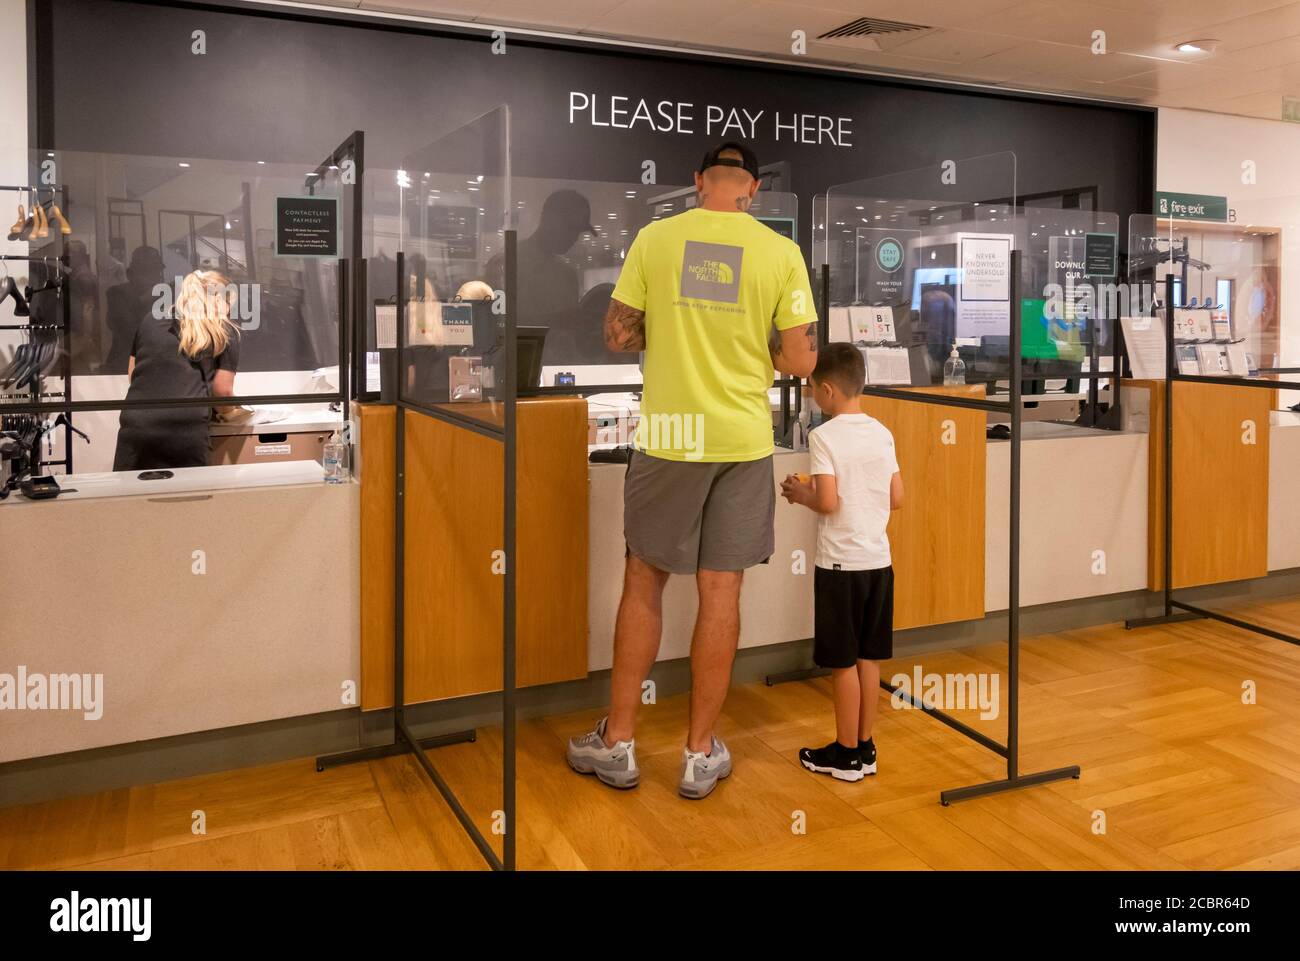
1158, 107, 1300, 405
1269, 421, 1300, 572
985, 431, 1149, 611
0, 482, 360, 763
587, 452, 817, 672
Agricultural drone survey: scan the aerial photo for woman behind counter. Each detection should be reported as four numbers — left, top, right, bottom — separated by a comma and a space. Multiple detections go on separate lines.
113, 268, 239, 471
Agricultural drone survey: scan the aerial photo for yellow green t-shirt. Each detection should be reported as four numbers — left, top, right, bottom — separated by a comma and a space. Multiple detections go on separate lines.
611, 207, 815, 463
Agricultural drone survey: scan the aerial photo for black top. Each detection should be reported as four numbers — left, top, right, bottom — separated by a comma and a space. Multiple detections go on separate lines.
119, 314, 239, 430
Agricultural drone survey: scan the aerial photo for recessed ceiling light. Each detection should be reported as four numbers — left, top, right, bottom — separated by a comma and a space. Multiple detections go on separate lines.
1175, 39, 1218, 54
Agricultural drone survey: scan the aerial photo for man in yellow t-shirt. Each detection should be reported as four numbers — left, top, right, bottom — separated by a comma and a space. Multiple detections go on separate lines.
567, 142, 818, 800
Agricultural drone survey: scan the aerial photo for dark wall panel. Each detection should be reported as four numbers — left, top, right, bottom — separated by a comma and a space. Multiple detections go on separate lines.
42, 0, 1155, 242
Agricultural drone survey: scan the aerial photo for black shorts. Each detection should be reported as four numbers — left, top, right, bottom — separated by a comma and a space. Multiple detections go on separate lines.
813, 565, 894, 669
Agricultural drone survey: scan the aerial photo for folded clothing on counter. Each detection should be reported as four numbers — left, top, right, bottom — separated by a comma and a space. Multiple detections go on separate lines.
215, 406, 291, 426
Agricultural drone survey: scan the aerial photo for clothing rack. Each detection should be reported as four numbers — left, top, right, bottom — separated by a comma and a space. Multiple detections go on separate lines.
1, 182, 74, 476
768, 256, 1081, 805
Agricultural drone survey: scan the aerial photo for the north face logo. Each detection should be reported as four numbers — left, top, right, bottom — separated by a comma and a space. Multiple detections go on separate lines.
680, 240, 743, 303
687, 260, 734, 285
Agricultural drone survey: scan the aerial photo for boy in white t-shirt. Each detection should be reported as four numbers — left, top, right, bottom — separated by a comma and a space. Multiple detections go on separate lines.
781, 343, 903, 781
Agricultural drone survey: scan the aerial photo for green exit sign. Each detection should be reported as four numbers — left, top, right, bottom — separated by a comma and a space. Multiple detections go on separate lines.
1156, 191, 1227, 223
1285, 97, 1300, 123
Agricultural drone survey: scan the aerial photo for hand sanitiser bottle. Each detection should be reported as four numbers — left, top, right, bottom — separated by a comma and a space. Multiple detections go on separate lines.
943, 343, 966, 386
323, 429, 347, 483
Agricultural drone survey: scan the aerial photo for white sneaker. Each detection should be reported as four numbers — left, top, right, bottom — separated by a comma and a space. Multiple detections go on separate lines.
678, 736, 732, 799
566, 717, 638, 789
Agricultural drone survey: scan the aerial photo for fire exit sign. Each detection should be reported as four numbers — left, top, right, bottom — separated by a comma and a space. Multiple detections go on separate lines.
1156, 191, 1227, 223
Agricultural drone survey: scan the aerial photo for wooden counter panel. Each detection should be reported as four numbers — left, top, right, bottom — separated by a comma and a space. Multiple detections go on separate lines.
1130, 380, 1270, 590
360, 398, 589, 709
860, 385, 987, 630
358, 404, 395, 711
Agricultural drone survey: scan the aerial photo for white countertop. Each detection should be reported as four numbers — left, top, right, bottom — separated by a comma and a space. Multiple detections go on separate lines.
210, 406, 344, 437
586, 388, 794, 417
0, 461, 330, 506
988, 421, 1134, 443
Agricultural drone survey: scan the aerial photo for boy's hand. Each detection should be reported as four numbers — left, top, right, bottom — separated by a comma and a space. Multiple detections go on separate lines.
780, 473, 814, 506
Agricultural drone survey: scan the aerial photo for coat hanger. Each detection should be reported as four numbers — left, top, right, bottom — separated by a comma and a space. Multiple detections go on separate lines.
0, 259, 31, 318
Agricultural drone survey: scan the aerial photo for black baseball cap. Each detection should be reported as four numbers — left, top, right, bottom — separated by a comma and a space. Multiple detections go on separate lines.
698, 141, 760, 180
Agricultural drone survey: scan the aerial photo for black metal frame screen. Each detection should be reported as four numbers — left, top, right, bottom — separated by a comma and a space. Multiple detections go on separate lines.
315, 237, 519, 872
769, 257, 1081, 805
1126, 275, 1300, 647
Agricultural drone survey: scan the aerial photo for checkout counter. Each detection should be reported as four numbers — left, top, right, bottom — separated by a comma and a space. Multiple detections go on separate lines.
6, 381, 1298, 765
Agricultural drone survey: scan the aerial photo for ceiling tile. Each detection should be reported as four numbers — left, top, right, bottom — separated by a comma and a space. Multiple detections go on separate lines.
317, 0, 1300, 123
1206, 88, 1299, 120
360, 0, 493, 20
581, 0, 753, 41
1147, 0, 1300, 38
966, 41, 1157, 84
1123, 4, 1300, 59
1113, 61, 1237, 92
981, 2, 1187, 52
883, 28, 1021, 64
476, 0, 625, 31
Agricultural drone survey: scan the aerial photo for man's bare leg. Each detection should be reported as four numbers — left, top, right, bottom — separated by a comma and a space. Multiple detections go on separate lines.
686, 568, 743, 753
604, 554, 670, 745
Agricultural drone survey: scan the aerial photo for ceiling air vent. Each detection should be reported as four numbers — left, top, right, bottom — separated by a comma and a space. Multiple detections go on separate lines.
816, 16, 932, 52
818, 17, 929, 40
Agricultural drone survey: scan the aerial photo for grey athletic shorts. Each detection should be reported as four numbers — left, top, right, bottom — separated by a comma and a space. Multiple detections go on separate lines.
623, 450, 776, 575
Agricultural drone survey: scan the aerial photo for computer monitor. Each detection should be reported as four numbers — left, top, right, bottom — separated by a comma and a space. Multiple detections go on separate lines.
517, 326, 548, 392
911, 267, 960, 311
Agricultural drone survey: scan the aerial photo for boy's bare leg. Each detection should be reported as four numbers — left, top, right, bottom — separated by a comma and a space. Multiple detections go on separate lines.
831, 666, 861, 747
857, 658, 881, 741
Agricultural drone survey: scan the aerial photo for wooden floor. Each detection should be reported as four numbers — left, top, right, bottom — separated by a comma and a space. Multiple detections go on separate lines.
5, 600, 1300, 871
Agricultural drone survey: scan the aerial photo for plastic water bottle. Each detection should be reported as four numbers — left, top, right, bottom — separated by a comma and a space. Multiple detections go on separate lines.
943, 344, 966, 386
323, 429, 347, 483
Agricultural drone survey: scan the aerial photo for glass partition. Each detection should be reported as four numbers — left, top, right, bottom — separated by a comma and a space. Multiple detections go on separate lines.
811, 192, 828, 271
395, 104, 511, 868
1128, 212, 1288, 385
3, 149, 349, 385
1020, 206, 1122, 417
824, 153, 1020, 393
0, 145, 357, 486
510, 177, 687, 379
397, 107, 510, 430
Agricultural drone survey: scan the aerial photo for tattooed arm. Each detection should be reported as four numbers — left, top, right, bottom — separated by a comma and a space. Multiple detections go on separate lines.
770, 321, 818, 378
604, 297, 647, 353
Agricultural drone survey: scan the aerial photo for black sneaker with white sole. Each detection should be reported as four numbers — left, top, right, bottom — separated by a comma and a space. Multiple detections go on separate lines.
858, 737, 877, 775
799, 741, 864, 782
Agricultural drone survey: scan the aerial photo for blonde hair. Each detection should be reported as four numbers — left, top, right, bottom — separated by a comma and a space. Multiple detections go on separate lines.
175, 269, 237, 359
